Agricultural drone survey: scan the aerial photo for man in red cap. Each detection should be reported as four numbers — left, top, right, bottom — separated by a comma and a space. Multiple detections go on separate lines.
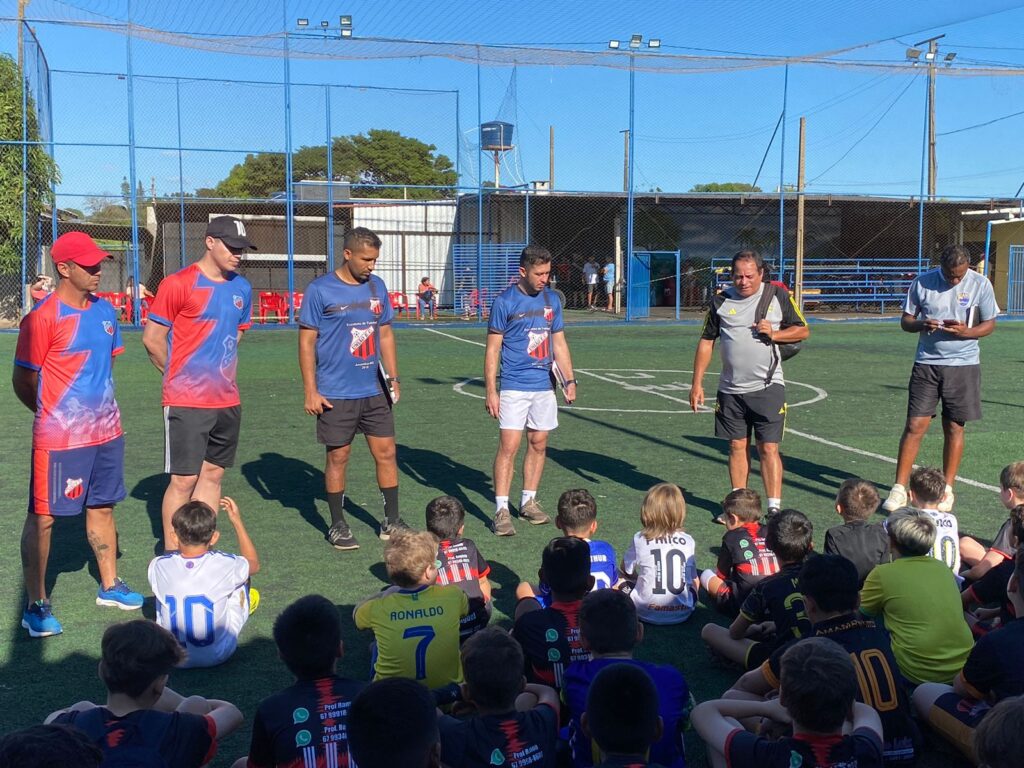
142, 216, 255, 551
13, 231, 144, 638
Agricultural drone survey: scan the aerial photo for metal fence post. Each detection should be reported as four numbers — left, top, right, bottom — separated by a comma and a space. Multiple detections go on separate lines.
126, 0, 142, 325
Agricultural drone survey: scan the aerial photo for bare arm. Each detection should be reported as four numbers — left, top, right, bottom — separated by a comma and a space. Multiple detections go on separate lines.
691, 698, 791, 757
177, 695, 244, 739
901, 312, 939, 334
13, 366, 38, 412
940, 317, 996, 340
733, 667, 775, 697
221, 497, 260, 575
550, 330, 577, 403
142, 321, 171, 373
689, 338, 715, 412
479, 577, 492, 602
378, 323, 400, 405
728, 613, 754, 641
44, 700, 98, 724
484, 332, 503, 419
963, 550, 1007, 582
758, 321, 809, 343
298, 327, 333, 415
849, 701, 883, 739
514, 683, 560, 713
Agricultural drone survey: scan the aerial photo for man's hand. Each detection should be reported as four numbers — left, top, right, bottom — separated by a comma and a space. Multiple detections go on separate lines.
941, 319, 966, 336
563, 381, 577, 405
486, 391, 500, 419
689, 383, 705, 412
922, 317, 944, 333
220, 496, 242, 522
390, 381, 401, 405
752, 319, 774, 339
304, 392, 333, 415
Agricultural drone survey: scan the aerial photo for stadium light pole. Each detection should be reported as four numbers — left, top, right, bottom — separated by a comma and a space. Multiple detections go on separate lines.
907, 35, 955, 199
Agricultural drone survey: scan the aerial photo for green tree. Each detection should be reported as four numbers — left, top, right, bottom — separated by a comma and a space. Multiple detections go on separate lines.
689, 182, 762, 193
0, 54, 59, 274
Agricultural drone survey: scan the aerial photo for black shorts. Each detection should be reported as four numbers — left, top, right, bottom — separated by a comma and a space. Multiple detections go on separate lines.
907, 363, 981, 423
317, 395, 395, 447
165, 405, 241, 475
715, 384, 787, 443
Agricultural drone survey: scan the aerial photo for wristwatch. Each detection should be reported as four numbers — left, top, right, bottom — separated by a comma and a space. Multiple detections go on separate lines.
387, 376, 400, 384
564, 379, 577, 386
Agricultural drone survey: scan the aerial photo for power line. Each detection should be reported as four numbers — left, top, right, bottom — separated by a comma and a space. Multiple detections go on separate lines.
938, 108, 1024, 136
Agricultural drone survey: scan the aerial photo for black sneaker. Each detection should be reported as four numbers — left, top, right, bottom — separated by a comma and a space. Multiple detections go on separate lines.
766, 506, 782, 520
379, 518, 410, 541
327, 522, 359, 551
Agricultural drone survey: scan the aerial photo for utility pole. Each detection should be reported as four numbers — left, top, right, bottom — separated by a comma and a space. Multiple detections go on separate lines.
17, 0, 29, 72
621, 129, 629, 193
926, 37, 938, 199
795, 117, 806, 309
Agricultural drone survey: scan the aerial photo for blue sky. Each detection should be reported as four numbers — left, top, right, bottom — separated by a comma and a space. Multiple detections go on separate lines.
5, 0, 1024, 202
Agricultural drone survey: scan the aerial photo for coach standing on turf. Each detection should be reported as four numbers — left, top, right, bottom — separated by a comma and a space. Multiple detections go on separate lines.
881, 245, 998, 514
485, 245, 576, 536
689, 250, 809, 518
299, 227, 405, 551
143, 216, 255, 552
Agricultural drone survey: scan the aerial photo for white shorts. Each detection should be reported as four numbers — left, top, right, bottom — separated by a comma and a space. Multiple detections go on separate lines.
499, 389, 558, 431
587, 276, 598, 286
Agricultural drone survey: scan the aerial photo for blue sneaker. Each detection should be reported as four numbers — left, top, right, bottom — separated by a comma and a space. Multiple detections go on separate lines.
96, 578, 144, 610
22, 600, 63, 638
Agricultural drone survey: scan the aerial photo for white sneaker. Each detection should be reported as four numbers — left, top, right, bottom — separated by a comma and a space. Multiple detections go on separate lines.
937, 484, 955, 513
882, 484, 908, 513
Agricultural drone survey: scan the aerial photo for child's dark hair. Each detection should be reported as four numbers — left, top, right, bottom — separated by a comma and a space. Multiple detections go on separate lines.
171, 500, 217, 546
273, 594, 341, 680
722, 488, 762, 523
349, 678, 438, 768
541, 537, 592, 596
556, 488, 598, 533
1011, 504, 1024, 545
0, 724, 103, 768
585, 663, 660, 756
886, 508, 935, 556
909, 466, 945, 506
579, 589, 638, 655
975, 695, 1024, 768
425, 495, 465, 541
99, 620, 185, 697
779, 637, 857, 733
836, 478, 880, 521
765, 509, 813, 563
798, 554, 859, 613
461, 628, 524, 710
1000, 462, 1024, 496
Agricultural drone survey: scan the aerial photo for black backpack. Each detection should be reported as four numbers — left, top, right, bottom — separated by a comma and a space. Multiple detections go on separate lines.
754, 283, 802, 385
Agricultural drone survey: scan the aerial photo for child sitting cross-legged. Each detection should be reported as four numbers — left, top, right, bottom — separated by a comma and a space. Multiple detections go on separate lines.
581, 663, 666, 768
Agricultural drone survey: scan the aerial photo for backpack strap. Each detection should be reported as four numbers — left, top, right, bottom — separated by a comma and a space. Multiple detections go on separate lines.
754, 284, 781, 388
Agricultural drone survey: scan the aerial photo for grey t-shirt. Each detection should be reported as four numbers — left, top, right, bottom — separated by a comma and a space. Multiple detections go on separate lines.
903, 268, 999, 366
700, 284, 806, 394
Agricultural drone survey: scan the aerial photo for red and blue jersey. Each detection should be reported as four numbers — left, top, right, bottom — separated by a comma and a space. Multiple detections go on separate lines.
488, 285, 564, 392
149, 264, 252, 408
15, 293, 124, 450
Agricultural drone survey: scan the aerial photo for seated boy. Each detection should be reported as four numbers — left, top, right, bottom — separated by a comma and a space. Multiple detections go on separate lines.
513, 537, 594, 693
701, 509, 813, 669
46, 620, 242, 767
962, 503, 1024, 632
581, 664, 665, 768
692, 637, 884, 768
426, 495, 493, 641
0, 724, 102, 768
148, 497, 260, 668
564, 589, 689, 768
824, 478, 890, 585
960, 461, 1024, 583
438, 627, 560, 767
731, 554, 918, 764
354, 529, 469, 690
516, 489, 618, 604
348, 678, 441, 768
912, 548, 1024, 763
860, 508, 973, 685
974, 695, 1024, 768
237, 594, 365, 768
908, 466, 960, 573
699, 489, 780, 617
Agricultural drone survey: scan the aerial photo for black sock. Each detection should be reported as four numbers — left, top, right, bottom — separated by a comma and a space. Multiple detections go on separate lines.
327, 491, 346, 527
381, 486, 400, 523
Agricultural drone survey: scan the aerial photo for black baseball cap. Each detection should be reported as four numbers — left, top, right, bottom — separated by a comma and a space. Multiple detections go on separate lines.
206, 216, 257, 251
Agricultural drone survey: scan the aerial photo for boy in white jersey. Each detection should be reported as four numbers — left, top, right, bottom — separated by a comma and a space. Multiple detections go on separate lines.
148, 497, 260, 667
909, 466, 960, 574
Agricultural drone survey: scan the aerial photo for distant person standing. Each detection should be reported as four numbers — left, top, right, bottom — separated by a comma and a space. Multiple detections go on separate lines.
882, 245, 999, 514
583, 259, 599, 310
299, 227, 406, 550
602, 258, 616, 313
142, 216, 255, 552
485, 245, 576, 535
14, 232, 144, 638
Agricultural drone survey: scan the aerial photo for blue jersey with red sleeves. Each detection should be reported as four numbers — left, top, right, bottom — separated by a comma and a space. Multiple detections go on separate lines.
148, 264, 252, 408
298, 273, 394, 400
15, 293, 124, 450
488, 285, 564, 391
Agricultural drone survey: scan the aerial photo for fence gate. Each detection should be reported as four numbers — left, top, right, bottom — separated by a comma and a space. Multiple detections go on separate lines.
627, 250, 653, 320
1009, 245, 1024, 315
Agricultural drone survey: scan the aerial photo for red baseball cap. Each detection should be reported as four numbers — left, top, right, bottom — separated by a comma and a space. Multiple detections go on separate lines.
51, 232, 111, 267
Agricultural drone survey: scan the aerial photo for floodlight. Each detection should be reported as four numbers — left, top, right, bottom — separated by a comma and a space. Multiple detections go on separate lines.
905, 48, 921, 61
648, 38, 661, 48
340, 15, 352, 27
320, 20, 330, 28
608, 40, 620, 49
924, 50, 936, 61
944, 52, 956, 62
340, 28, 353, 37
297, 18, 309, 26
629, 34, 642, 49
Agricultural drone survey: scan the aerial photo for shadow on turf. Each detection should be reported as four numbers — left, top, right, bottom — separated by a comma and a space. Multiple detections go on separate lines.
395, 443, 493, 527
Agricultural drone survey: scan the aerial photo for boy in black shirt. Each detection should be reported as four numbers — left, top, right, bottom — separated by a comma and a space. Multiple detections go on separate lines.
438, 627, 560, 767
824, 478, 890, 585
701, 509, 812, 669
239, 594, 365, 768
581, 664, 665, 768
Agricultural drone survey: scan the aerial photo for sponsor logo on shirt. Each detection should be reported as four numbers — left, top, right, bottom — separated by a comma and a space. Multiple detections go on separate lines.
543, 306, 554, 323
102, 320, 114, 335
64, 477, 84, 499
369, 297, 382, 315
957, 292, 970, 307
233, 294, 243, 310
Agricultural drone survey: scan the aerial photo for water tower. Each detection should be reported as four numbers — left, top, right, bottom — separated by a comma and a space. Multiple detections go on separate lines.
481, 121, 514, 187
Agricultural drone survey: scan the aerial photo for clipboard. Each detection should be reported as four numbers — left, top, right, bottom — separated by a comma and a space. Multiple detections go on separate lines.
377, 361, 395, 408
550, 361, 575, 405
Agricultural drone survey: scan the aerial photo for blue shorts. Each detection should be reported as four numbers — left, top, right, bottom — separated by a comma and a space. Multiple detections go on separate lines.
30, 435, 126, 516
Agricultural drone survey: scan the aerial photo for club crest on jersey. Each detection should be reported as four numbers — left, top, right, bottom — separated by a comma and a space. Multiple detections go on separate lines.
102, 320, 114, 335
957, 293, 970, 307
64, 477, 84, 500
369, 297, 382, 315
527, 329, 550, 360
350, 325, 376, 359
233, 294, 243, 310
543, 306, 554, 323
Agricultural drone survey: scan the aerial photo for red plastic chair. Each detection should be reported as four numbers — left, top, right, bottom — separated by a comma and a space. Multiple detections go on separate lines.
259, 292, 287, 324
388, 291, 409, 317
291, 292, 303, 317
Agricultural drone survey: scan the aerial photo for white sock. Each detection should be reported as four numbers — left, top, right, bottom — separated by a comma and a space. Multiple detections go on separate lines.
521, 490, 537, 507
495, 496, 509, 514
768, 498, 781, 510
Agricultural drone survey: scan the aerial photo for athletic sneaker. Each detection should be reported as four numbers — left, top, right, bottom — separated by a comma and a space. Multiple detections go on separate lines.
95, 578, 144, 610
519, 499, 551, 525
882, 483, 908, 513
379, 518, 410, 541
327, 522, 360, 551
492, 508, 516, 536
22, 600, 62, 638
712, 512, 727, 525
937, 484, 955, 513
248, 587, 261, 616
766, 506, 781, 520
